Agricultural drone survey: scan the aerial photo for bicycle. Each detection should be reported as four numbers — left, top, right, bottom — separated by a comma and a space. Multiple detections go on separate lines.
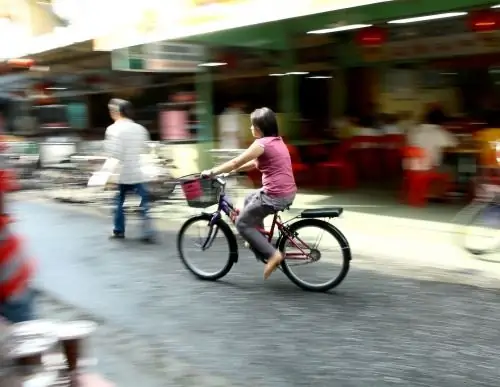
457, 144, 500, 256
176, 173, 352, 292
457, 185, 500, 256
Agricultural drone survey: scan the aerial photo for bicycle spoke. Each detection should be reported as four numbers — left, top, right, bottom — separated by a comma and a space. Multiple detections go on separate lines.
312, 227, 326, 249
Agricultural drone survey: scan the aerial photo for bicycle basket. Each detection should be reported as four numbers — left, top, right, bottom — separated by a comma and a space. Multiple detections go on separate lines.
180, 177, 220, 208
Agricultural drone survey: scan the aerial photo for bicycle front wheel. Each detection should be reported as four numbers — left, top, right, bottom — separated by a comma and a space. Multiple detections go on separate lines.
461, 202, 500, 255
177, 213, 238, 281
278, 218, 351, 292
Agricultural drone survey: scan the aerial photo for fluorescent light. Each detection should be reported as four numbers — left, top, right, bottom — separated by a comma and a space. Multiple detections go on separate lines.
269, 73, 286, 76
29, 65, 50, 72
286, 71, 309, 75
45, 87, 67, 90
307, 24, 372, 34
308, 76, 333, 79
388, 12, 467, 24
198, 62, 227, 67
492, 4, 500, 8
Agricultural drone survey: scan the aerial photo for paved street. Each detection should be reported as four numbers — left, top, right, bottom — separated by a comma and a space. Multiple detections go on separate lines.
11, 199, 500, 386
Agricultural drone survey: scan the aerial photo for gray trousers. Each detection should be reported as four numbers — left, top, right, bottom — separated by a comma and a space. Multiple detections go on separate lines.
235, 190, 295, 259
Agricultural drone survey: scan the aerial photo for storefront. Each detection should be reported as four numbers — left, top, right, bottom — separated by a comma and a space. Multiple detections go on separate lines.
89, 0, 496, 169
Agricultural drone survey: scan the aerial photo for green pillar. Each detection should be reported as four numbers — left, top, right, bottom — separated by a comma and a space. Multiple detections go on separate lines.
331, 68, 346, 119
195, 68, 215, 170
278, 46, 299, 140
196, 69, 213, 142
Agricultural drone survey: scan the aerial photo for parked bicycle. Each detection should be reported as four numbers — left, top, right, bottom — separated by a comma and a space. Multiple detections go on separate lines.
457, 144, 500, 256
458, 191, 500, 256
176, 173, 352, 292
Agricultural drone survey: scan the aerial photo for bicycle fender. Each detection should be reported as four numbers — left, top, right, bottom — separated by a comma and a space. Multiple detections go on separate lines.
277, 218, 352, 261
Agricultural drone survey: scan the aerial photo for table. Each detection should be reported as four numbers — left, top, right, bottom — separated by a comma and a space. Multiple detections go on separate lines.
70, 156, 107, 163
292, 141, 339, 164
0, 320, 112, 387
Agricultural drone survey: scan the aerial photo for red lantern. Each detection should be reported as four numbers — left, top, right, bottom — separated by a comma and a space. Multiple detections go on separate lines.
85, 75, 104, 85
355, 26, 387, 47
468, 10, 500, 33
6, 58, 35, 68
217, 52, 238, 70
33, 81, 53, 92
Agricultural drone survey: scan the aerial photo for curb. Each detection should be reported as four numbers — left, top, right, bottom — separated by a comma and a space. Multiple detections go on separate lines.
18, 190, 467, 236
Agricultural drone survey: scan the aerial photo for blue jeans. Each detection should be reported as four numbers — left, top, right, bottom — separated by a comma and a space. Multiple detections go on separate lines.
114, 183, 154, 238
0, 288, 35, 323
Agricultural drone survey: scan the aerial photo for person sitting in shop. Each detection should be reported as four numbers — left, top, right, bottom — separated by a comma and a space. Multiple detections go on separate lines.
408, 107, 458, 198
381, 114, 404, 135
356, 115, 381, 136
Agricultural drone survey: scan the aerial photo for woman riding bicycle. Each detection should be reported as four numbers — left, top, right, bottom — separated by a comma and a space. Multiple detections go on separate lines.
202, 107, 297, 279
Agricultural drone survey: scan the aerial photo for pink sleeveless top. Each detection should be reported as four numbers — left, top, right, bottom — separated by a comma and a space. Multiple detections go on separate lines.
255, 137, 296, 197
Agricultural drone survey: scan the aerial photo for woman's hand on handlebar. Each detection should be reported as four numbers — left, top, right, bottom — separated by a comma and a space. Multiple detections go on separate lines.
201, 170, 232, 179
200, 169, 214, 178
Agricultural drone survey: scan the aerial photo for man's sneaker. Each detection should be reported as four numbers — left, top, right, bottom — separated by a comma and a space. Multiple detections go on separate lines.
140, 235, 156, 244
109, 232, 125, 239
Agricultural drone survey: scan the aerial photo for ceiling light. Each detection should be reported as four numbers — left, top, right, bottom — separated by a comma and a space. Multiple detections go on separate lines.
308, 76, 333, 79
198, 62, 227, 67
387, 12, 467, 24
492, 4, 500, 8
286, 71, 309, 75
45, 87, 67, 90
307, 24, 372, 34
29, 65, 50, 72
269, 73, 286, 76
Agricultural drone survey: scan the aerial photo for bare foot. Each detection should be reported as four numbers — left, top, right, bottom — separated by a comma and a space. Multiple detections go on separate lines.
263, 251, 283, 279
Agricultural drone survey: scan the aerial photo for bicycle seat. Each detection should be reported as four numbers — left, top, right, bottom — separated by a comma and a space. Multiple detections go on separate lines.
300, 207, 343, 218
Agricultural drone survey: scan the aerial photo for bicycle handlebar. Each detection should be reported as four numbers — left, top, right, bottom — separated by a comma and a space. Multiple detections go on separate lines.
180, 171, 241, 187
207, 172, 232, 187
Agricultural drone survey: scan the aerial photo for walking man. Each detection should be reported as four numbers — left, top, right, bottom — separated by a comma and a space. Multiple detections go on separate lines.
105, 99, 155, 242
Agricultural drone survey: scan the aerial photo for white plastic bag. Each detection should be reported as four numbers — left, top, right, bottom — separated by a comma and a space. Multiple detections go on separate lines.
87, 158, 119, 187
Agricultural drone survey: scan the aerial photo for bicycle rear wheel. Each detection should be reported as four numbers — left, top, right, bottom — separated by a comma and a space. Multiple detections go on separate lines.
461, 202, 500, 255
278, 218, 351, 292
177, 213, 238, 280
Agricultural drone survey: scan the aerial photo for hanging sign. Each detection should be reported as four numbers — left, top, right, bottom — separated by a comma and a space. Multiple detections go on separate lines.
111, 42, 205, 72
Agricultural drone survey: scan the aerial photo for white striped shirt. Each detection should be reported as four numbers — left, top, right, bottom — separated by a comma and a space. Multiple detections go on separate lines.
104, 119, 150, 184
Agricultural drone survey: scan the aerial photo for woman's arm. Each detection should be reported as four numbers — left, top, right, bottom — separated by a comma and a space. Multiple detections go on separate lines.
209, 142, 264, 175
234, 160, 256, 172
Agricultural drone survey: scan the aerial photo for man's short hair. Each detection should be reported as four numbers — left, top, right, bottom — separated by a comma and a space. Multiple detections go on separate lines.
108, 98, 134, 119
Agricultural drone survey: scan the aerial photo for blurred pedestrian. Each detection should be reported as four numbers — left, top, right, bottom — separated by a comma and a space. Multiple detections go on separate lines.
105, 99, 155, 243
0, 147, 35, 323
218, 102, 244, 149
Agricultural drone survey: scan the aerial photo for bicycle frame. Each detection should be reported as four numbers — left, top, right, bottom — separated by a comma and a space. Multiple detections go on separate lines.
207, 183, 313, 261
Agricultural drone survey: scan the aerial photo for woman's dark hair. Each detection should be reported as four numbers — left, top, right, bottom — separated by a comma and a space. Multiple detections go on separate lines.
250, 107, 279, 137
425, 108, 446, 126
108, 98, 134, 119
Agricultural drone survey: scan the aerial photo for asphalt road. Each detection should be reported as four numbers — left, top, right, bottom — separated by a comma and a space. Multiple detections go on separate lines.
11, 200, 500, 386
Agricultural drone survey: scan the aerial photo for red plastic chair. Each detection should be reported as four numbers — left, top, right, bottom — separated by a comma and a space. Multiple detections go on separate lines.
350, 136, 383, 181
401, 146, 451, 207
380, 134, 406, 178
286, 144, 310, 185
317, 140, 356, 189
